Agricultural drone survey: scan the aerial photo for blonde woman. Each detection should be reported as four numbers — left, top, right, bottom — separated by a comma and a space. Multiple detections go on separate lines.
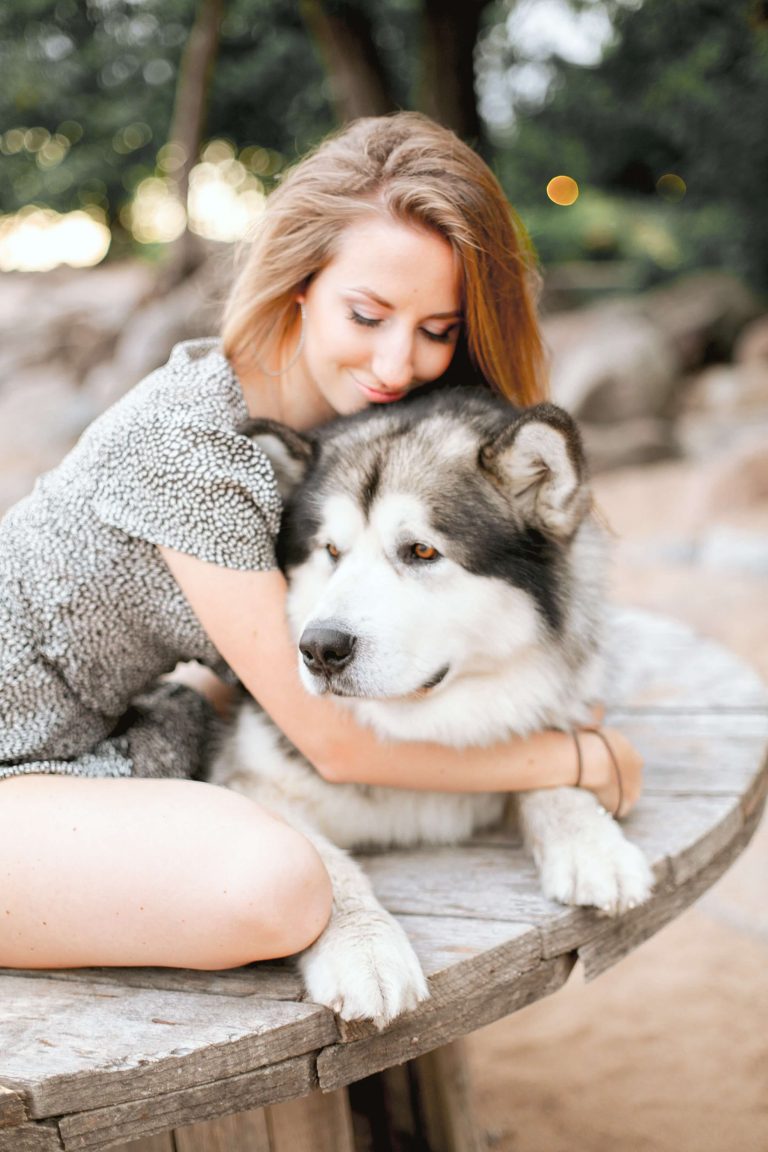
0, 113, 642, 970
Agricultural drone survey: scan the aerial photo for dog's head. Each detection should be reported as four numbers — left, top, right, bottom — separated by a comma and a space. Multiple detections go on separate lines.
244, 390, 602, 737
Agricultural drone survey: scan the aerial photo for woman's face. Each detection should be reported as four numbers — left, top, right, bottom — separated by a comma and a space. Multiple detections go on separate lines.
292, 215, 463, 422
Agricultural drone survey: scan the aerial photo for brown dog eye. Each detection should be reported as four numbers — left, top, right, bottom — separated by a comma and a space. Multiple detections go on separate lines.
412, 543, 439, 561
326, 543, 340, 560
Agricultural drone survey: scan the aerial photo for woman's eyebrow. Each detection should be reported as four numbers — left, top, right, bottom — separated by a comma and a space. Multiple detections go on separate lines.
346, 286, 463, 320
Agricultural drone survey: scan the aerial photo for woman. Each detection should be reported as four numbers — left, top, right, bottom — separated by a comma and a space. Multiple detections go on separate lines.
0, 113, 641, 970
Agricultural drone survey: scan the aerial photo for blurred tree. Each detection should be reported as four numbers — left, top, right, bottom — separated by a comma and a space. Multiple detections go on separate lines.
0, 0, 496, 237
497, 0, 768, 289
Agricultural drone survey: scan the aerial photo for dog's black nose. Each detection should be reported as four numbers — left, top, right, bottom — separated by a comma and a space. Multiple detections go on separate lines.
299, 626, 356, 675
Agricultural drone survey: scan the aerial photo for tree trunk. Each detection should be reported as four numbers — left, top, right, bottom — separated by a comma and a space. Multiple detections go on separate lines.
160, 0, 225, 288
420, 0, 486, 144
299, 0, 396, 123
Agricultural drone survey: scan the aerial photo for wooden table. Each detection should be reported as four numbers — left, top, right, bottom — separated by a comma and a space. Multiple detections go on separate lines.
2, 610, 767, 1152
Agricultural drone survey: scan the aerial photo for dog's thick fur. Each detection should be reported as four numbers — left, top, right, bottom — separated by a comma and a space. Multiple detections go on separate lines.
209, 389, 653, 1026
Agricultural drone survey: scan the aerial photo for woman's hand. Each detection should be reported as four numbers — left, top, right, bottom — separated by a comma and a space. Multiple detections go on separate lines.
576, 726, 643, 818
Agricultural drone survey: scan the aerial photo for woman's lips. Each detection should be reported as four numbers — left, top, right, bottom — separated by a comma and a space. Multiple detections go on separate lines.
350, 373, 407, 403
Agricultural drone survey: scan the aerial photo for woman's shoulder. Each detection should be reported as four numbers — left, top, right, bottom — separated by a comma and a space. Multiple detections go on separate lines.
125, 339, 247, 427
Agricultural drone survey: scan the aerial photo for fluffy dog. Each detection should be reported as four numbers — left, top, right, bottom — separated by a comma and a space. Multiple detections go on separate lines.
209, 389, 653, 1026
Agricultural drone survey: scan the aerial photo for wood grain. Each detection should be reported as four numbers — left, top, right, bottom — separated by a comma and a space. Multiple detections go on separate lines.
317, 954, 576, 1092
58, 1056, 315, 1151
0, 980, 335, 1120
173, 1110, 270, 1152
267, 1089, 355, 1152
0, 1085, 26, 1128
0, 1123, 62, 1151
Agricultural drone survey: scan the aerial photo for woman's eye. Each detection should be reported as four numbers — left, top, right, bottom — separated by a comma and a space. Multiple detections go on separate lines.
326, 543, 340, 560
411, 542, 440, 562
348, 309, 380, 328
421, 327, 456, 345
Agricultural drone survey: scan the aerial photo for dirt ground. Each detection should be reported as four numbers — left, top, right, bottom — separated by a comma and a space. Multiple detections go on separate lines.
466, 457, 768, 1152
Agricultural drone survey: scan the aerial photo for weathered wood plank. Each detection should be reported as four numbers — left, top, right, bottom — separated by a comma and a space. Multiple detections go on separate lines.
174, 1110, 270, 1152
604, 608, 768, 710
111, 1134, 174, 1152
396, 914, 541, 985
409, 1041, 483, 1152
362, 789, 757, 965
58, 1055, 315, 1152
333, 916, 543, 1047
266, 1089, 355, 1152
0, 1084, 26, 1128
0, 980, 335, 1120
317, 954, 575, 1093
0, 1123, 62, 1151
0, 964, 303, 1002
607, 711, 768, 796
578, 795, 767, 979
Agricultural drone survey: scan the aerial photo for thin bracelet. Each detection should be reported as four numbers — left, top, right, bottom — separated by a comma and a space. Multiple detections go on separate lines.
582, 727, 624, 818
571, 730, 584, 787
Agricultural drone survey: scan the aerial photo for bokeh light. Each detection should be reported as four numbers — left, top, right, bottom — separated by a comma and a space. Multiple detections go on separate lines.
546, 175, 580, 206
0, 208, 111, 271
0, 137, 274, 268
656, 173, 687, 202
123, 177, 187, 244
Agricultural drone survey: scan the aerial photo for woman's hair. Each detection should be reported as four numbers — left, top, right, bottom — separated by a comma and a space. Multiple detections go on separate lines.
221, 112, 547, 405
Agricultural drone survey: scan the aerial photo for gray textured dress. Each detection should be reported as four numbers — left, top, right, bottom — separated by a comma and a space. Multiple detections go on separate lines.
0, 339, 281, 781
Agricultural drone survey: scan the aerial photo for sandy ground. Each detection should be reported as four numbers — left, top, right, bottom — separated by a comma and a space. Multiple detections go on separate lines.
466, 457, 768, 1152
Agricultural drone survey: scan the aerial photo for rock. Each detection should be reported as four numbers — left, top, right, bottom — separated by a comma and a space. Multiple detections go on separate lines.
543, 303, 682, 424
734, 313, 768, 365
81, 271, 223, 418
581, 416, 679, 473
0, 263, 154, 388
697, 433, 768, 518
641, 271, 761, 369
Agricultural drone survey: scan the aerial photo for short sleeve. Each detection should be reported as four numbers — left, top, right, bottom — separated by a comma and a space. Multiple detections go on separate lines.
92, 407, 283, 571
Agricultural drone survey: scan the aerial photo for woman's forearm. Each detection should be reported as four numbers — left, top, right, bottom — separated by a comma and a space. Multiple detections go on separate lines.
158, 554, 634, 810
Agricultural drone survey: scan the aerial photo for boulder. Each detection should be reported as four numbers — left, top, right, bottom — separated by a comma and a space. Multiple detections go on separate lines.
543, 302, 682, 424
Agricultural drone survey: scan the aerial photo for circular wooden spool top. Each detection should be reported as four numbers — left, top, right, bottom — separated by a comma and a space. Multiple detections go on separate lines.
1, 609, 766, 1152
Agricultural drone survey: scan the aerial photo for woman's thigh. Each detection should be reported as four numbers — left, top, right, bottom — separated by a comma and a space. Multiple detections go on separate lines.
0, 774, 332, 969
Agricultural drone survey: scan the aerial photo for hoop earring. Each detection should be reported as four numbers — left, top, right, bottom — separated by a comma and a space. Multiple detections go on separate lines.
258, 301, 306, 378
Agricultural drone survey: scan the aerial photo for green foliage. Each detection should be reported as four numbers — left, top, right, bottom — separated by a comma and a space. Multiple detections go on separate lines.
0, 0, 424, 226
498, 0, 768, 289
0, 0, 193, 220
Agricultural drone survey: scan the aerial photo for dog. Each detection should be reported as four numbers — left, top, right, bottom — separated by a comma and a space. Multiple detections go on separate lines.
209, 388, 654, 1026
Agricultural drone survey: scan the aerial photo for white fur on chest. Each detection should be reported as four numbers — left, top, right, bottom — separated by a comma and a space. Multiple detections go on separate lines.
210, 702, 505, 850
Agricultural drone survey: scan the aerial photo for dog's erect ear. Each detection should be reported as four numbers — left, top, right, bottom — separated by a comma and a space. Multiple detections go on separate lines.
479, 403, 590, 539
239, 417, 314, 501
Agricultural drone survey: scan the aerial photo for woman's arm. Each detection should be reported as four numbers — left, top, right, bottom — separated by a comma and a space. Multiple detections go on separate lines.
160, 549, 640, 815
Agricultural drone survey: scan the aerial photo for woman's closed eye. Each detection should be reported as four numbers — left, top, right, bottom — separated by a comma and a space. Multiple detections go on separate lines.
348, 309, 459, 344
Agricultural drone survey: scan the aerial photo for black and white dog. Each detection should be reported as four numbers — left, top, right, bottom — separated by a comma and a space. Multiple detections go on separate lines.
210, 389, 653, 1026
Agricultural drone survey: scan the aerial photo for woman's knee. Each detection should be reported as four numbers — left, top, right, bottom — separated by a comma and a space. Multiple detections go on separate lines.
210, 809, 333, 965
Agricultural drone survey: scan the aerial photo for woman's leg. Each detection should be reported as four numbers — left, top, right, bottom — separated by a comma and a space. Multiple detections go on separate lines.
0, 775, 332, 969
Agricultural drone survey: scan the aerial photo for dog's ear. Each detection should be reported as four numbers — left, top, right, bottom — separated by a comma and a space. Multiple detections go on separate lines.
479, 403, 590, 539
240, 417, 314, 502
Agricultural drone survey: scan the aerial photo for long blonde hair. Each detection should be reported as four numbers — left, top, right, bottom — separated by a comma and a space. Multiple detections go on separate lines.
221, 112, 547, 405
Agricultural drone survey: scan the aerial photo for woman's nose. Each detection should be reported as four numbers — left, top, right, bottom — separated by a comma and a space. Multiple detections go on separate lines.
372, 334, 414, 389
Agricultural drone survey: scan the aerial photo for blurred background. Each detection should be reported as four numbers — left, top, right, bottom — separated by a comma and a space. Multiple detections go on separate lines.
1, 2, 767, 1149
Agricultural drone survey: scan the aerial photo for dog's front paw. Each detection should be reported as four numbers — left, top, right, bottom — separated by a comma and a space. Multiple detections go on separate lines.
537, 824, 654, 916
300, 908, 429, 1028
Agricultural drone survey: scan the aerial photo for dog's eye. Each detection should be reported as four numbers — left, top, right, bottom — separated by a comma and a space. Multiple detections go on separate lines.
411, 542, 439, 562
326, 543, 340, 561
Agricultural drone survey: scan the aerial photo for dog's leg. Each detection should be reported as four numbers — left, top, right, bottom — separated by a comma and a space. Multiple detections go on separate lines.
287, 816, 429, 1028
517, 788, 654, 915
